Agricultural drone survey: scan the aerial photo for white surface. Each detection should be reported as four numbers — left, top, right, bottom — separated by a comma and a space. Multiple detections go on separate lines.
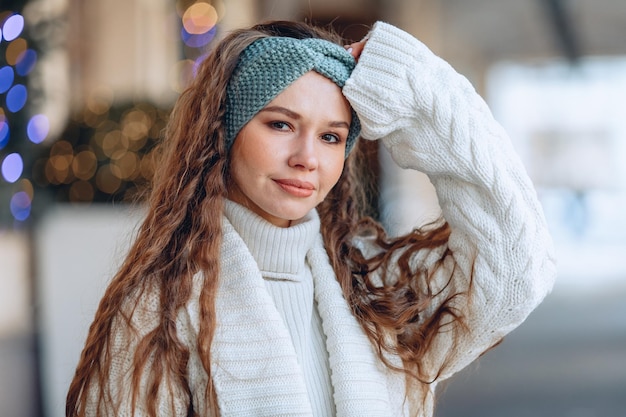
35, 204, 144, 417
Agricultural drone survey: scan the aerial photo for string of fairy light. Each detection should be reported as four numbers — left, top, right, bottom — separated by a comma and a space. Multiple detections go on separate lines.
0, 1, 224, 226
1, 10, 46, 223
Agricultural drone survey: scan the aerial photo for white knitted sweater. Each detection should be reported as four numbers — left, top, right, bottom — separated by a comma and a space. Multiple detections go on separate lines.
88, 21, 556, 417
223, 200, 336, 416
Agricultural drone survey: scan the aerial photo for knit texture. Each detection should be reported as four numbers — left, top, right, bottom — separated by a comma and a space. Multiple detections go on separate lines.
225, 36, 361, 156
84, 21, 556, 417
223, 200, 335, 416
344, 21, 558, 384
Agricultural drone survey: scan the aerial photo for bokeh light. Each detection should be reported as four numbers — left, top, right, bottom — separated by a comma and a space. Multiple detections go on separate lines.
2, 14, 24, 42
6, 84, 27, 112
18, 178, 34, 200
10, 191, 31, 221
182, 25, 217, 48
71, 150, 98, 181
47, 140, 73, 184
0, 66, 14, 93
95, 164, 121, 194
112, 150, 140, 180
15, 49, 37, 76
175, 1, 224, 92
6, 38, 27, 66
1, 10, 46, 226
27, 114, 50, 144
2, 152, 23, 183
86, 86, 114, 115
33, 101, 169, 203
69, 180, 94, 203
182, 3, 218, 35
121, 109, 150, 150
0, 119, 9, 149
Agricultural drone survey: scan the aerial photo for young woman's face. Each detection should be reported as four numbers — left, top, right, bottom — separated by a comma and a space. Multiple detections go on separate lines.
228, 71, 351, 227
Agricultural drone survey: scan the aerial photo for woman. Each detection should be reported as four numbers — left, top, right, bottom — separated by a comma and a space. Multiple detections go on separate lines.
66, 20, 556, 417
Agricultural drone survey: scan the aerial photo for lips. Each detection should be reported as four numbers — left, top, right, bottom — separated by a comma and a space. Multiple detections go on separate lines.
274, 179, 315, 197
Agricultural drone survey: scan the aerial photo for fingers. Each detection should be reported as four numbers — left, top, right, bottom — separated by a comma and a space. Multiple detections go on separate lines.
344, 40, 366, 62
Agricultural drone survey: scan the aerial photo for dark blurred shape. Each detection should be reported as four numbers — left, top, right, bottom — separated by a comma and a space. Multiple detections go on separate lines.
541, 0, 581, 63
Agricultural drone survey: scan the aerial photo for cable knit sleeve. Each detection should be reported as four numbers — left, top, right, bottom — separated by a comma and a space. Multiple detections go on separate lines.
343, 22, 557, 380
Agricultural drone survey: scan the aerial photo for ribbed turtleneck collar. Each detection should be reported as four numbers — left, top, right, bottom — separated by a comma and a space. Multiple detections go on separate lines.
224, 200, 320, 281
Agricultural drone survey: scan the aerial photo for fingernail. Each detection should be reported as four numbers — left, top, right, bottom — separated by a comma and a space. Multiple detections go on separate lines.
346, 47, 353, 54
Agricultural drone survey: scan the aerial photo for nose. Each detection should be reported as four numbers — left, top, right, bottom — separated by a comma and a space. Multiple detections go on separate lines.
288, 133, 318, 170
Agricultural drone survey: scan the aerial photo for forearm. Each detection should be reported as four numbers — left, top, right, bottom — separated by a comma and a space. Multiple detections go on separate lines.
344, 21, 557, 377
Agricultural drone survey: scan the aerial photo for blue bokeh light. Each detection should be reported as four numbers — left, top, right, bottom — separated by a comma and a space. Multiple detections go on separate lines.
6, 84, 28, 113
0, 120, 9, 149
16, 49, 37, 76
181, 25, 217, 48
2, 14, 24, 42
1, 152, 24, 183
0, 66, 15, 94
27, 114, 49, 144
10, 191, 31, 221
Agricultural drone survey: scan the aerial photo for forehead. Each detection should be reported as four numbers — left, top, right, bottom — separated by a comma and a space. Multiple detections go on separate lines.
265, 71, 351, 118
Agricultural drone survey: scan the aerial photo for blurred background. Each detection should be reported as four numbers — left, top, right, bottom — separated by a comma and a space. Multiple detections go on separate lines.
1, 0, 625, 416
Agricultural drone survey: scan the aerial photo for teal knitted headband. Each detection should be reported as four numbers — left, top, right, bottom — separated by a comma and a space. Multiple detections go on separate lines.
225, 36, 361, 156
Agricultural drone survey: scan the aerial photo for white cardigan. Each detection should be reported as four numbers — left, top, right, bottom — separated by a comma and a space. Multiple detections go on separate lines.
91, 22, 557, 417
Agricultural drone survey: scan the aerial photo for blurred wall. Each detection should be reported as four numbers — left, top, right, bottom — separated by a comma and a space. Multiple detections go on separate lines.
35, 205, 144, 417
66, 0, 180, 109
0, 232, 30, 336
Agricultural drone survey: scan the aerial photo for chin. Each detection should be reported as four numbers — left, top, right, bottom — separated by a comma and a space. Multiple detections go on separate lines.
270, 206, 312, 223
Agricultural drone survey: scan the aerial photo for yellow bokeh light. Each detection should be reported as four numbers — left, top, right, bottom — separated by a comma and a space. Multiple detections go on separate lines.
72, 150, 98, 181
96, 165, 122, 194
48, 140, 75, 185
102, 130, 129, 157
50, 140, 73, 156
18, 179, 34, 200
87, 86, 114, 115
46, 157, 71, 184
121, 109, 151, 147
69, 180, 95, 203
182, 3, 218, 35
6, 38, 27, 66
112, 151, 140, 180
44, 159, 57, 185
50, 154, 72, 172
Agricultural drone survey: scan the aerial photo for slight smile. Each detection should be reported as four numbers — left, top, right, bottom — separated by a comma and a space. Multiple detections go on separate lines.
273, 179, 315, 197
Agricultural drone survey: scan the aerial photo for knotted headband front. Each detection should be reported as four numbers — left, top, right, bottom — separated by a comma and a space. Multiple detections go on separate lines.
225, 36, 361, 156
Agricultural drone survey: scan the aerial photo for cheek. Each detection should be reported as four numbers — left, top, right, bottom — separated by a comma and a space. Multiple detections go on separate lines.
322, 156, 346, 191
230, 136, 268, 178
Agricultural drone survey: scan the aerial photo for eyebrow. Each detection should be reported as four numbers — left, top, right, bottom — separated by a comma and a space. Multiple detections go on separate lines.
260, 106, 350, 130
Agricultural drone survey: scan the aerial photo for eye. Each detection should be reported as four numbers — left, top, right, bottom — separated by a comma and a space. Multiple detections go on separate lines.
269, 121, 291, 131
321, 133, 341, 144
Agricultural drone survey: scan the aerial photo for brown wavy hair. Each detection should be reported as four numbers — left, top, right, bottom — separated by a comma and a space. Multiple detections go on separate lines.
66, 20, 466, 417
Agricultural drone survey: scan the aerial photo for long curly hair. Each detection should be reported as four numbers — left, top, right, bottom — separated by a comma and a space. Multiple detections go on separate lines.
66, 20, 465, 417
